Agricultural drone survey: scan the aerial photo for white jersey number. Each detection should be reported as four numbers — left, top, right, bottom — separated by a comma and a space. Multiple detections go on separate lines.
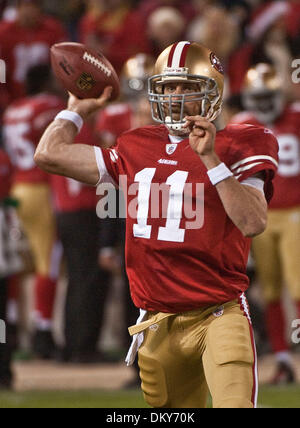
133, 168, 189, 243
277, 134, 300, 177
14, 43, 49, 83
3, 123, 35, 170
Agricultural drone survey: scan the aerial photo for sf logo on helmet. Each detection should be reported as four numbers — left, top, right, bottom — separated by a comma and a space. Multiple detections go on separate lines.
210, 53, 224, 75
0, 59, 6, 84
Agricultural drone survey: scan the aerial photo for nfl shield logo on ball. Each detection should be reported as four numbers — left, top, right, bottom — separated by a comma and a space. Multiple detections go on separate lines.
213, 306, 224, 318
166, 144, 177, 155
77, 73, 96, 91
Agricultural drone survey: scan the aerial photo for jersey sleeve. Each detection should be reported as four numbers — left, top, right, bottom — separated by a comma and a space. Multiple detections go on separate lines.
94, 142, 123, 187
226, 125, 279, 202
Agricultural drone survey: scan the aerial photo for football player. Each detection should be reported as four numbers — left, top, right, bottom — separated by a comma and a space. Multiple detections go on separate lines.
232, 63, 300, 384
35, 42, 279, 408
0, 0, 67, 115
3, 64, 65, 359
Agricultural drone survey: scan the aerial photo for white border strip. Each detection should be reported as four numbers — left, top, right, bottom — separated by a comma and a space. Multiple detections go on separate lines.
94, 146, 117, 187
171, 41, 191, 68
240, 293, 258, 409
230, 155, 278, 171
233, 161, 264, 175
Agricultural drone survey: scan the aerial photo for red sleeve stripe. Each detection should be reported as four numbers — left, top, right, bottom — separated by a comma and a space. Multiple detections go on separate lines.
167, 41, 191, 68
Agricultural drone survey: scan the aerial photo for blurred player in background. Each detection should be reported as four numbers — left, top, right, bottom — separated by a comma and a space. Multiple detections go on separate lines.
146, 6, 186, 59
0, 0, 67, 115
35, 42, 279, 408
96, 53, 155, 146
232, 63, 300, 384
3, 64, 65, 359
51, 122, 113, 364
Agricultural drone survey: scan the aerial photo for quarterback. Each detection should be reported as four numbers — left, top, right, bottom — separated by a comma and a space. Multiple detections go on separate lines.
35, 42, 279, 408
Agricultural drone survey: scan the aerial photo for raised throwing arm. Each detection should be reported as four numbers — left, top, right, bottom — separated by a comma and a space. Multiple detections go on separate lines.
34, 87, 113, 185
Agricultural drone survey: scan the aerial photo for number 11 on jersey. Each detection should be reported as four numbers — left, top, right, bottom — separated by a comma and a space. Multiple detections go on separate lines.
133, 168, 189, 243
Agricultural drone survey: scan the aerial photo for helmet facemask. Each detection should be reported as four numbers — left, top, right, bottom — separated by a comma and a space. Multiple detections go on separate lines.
148, 71, 222, 133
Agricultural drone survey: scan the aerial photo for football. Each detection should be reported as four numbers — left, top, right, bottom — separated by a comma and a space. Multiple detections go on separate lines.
50, 42, 120, 100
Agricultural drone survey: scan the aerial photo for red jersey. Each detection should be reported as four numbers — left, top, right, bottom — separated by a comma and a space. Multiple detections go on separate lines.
0, 17, 67, 107
231, 103, 300, 209
97, 124, 279, 312
3, 93, 65, 184
50, 124, 99, 213
0, 149, 13, 201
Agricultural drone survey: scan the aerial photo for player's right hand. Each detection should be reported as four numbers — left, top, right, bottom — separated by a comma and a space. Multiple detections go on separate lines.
67, 86, 113, 121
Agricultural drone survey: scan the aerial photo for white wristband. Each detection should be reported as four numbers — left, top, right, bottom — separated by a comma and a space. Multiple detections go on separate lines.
55, 110, 84, 134
207, 163, 233, 186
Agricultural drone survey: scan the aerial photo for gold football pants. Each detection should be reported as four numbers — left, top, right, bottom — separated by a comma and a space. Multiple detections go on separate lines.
252, 206, 300, 302
133, 295, 257, 408
11, 183, 57, 277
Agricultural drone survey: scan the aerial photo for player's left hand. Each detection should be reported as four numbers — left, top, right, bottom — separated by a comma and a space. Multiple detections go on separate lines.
184, 116, 217, 157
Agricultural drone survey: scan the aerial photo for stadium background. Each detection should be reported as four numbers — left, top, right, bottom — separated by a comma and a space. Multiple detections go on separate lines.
0, 0, 300, 408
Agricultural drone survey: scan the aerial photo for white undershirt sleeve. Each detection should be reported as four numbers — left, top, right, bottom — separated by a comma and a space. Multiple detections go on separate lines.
241, 176, 265, 194
93, 146, 117, 187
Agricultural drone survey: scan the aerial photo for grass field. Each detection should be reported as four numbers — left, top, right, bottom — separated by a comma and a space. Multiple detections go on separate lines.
0, 385, 299, 408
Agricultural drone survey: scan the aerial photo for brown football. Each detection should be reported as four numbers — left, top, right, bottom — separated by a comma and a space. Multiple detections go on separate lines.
51, 42, 120, 100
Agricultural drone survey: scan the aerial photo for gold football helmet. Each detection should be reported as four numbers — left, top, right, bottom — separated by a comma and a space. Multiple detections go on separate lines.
148, 41, 225, 131
242, 63, 285, 124
121, 53, 155, 99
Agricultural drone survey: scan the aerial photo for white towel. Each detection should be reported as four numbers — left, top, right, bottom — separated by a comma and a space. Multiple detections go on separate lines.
125, 309, 148, 366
